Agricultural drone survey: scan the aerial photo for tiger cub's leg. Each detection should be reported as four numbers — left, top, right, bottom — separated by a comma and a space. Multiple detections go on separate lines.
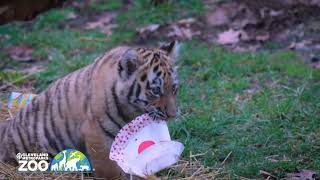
80, 119, 125, 179
0, 122, 16, 165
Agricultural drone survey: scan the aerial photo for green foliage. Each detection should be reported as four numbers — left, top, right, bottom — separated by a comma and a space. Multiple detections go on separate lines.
117, 0, 204, 27
33, 8, 74, 30
89, 0, 122, 11
169, 42, 320, 178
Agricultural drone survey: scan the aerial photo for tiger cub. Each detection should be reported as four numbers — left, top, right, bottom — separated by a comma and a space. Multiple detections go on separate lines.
0, 41, 180, 179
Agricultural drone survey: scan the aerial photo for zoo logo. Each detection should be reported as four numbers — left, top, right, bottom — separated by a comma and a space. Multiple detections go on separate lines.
17, 153, 49, 172
49, 149, 93, 172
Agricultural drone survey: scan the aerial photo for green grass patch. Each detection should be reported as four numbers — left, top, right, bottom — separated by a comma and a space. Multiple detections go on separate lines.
117, 0, 204, 28
169, 42, 320, 178
89, 0, 123, 11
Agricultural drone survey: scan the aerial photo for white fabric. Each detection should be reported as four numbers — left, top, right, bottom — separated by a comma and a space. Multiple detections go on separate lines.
109, 114, 184, 178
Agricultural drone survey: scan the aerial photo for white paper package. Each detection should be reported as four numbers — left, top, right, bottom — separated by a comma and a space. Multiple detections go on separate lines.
109, 114, 184, 178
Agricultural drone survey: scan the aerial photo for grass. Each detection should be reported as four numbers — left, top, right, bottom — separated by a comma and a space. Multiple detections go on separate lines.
171, 42, 320, 178
116, 0, 204, 28
0, 0, 320, 179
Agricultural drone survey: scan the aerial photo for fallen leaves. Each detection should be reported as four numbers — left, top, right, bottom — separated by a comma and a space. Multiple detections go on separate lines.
260, 170, 277, 179
66, 12, 78, 20
286, 170, 318, 180
168, 18, 200, 40
206, 2, 239, 27
168, 24, 198, 40
20, 65, 46, 74
217, 29, 243, 45
7, 45, 34, 62
136, 18, 200, 40
84, 12, 118, 36
265, 155, 290, 162
137, 24, 160, 39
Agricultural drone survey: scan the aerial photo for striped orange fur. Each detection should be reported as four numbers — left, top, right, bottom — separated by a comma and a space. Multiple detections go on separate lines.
0, 41, 180, 179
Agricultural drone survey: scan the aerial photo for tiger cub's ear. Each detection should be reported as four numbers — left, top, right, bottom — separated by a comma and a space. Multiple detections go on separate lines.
119, 49, 140, 80
160, 40, 180, 62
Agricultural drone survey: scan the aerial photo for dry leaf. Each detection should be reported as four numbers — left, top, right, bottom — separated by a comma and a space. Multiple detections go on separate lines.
177, 18, 196, 26
137, 24, 160, 37
168, 25, 200, 40
286, 170, 318, 180
260, 170, 277, 179
206, 2, 239, 26
101, 24, 118, 36
233, 44, 260, 52
21, 65, 46, 74
265, 155, 290, 162
66, 12, 78, 20
7, 45, 34, 62
84, 12, 115, 30
289, 40, 311, 50
256, 34, 270, 41
217, 29, 243, 45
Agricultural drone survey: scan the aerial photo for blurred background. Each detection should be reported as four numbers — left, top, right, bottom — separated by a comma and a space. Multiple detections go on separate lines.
0, 0, 319, 179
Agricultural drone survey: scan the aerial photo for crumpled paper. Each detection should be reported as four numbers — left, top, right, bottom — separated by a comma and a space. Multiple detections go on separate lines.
109, 113, 184, 178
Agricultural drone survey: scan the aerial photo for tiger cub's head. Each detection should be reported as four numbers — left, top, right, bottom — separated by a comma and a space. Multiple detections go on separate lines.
118, 41, 180, 120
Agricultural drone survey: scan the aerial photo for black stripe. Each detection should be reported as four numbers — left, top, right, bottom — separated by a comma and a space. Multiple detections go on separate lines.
140, 74, 147, 81
26, 99, 35, 147
151, 53, 160, 65
26, 98, 35, 123
126, 81, 143, 111
33, 99, 39, 148
56, 80, 64, 119
85, 62, 99, 115
138, 48, 146, 53
84, 69, 91, 113
62, 74, 77, 147
74, 69, 84, 95
24, 108, 32, 146
49, 97, 64, 151
65, 116, 76, 147
111, 82, 127, 121
153, 65, 159, 72
97, 120, 115, 139
106, 113, 122, 129
89, 59, 100, 78
96, 53, 112, 73
16, 126, 28, 152
104, 89, 124, 128
64, 75, 72, 109
127, 80, 136, 102
8, 128, 19, 155
118, 62, 124, 77
150, 56, 155, 65
0, 123, 6, 142
43, 91, 59, 152
55, 79, 62, 94
146, 81, 151, 90
58, 76, 75, 148
78, 136, 87, 155
135, 83, 141, 99
154, 53, 160, 59
143, 52, 151, 58
18, 108, 23, 123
